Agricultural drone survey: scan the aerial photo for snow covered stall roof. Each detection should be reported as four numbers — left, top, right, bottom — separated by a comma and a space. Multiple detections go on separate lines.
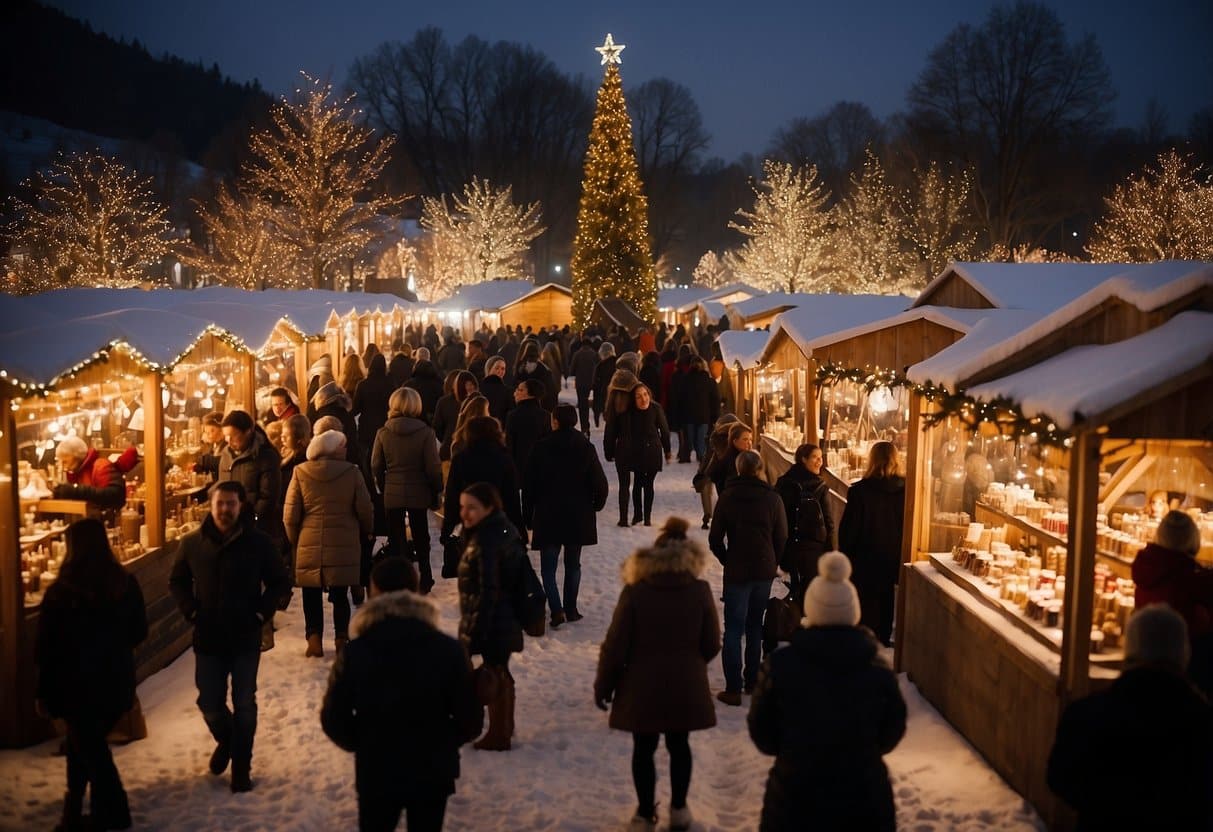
718, 329, 773, 370
676, 282, 766, 314
0, 287, 418, 390
429, 280, 537, 313
760, 294, 910, 362
913, 262, 1135, 311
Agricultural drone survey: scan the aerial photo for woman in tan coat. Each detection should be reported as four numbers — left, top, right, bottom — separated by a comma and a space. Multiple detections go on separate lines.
284, 430, 373, 657
595, 517, 721, 832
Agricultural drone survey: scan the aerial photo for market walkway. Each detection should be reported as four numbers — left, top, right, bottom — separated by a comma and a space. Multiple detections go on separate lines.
0, 387, 1043, 831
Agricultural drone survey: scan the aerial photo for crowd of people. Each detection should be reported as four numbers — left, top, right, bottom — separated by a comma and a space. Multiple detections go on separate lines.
30, 318, 1213, 831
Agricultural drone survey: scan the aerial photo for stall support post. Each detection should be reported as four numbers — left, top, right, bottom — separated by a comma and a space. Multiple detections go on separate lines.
242, 353, 257, 417
0, 393, 25, 746
143, 374, 166, 549
894, 396, 927, 673
1059, 429, 1100, 703
293, 342, 309, 406
750, 368, 760, 432
806, 361, 820, 447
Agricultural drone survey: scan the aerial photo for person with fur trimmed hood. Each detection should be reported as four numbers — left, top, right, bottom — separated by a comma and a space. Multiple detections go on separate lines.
747, 551, 906, 832
284, 430, 374, 658
321, 557, 482, 832
595, 518, 721, 832
311, 381, 360, 466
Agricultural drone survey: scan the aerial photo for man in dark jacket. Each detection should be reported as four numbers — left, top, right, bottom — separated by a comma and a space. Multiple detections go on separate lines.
591, 345, 618, 428
436, 336, 466, 373
404, 359, 445, 425
169, 482, 290, 792
523, 405, 609, 627
322, 557, 482, 831
569, 339, 600, 436
667, 356, 692, 462
466, 339, 487, 380
505, 379, 551, 481
479, 357, 513, 424
681, 357, 720, 462
709, 451, 787, 705
219, 411, 282, 539
1047, 604, 1213, 831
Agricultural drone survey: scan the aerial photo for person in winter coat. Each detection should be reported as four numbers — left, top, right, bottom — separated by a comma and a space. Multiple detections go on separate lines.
570, 339, 601, 434
441, 417, 525, 542
680, 357, 720, 462
311, 381, 361, 465
505, 378, 551, 484
622, 384, 672, 527
466, 340, 488, 380
218, 411, 283, 539
322, 557, 482, 832
667, 355, 693, 463
479, 357, 514, 424
388, 348, 414, 389
264, 387, 301, 426
434, 371, 479, 462
524, 405, 609, 627
638, 351, 662, 404
775, 443, 836, 604
372, 388, 443, 593
340, 353, 365, 398
693, 414, 740, 530
1048, 603, 1213, 831
450, 396, 490, 458
404, 359, 445, 426
595, 518, 721, 831
52, 435, 127, 511
838, 441, 905, 647
36, 519, 147, 831
436, 336, 467, 373
747, 551, 907, 831
194, 412, 227, 482
169, 482, 290, 793
707, 422, 753, 496
457, 482, 526, 751
352, 354, 393, 458
305, 355, 334, 422
513, 341, 556, 412
591, 343, 618, 428
1132, 510, 1213, 696
709, 451, 787, 705
284, 430, 374, 657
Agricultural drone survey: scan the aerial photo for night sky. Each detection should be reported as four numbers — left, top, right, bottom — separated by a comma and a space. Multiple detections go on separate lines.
48, 0, 1213, 161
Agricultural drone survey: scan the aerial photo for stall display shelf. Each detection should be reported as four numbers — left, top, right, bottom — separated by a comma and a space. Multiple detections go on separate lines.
975, 501, 1137, 569
926, 553, 1124, 668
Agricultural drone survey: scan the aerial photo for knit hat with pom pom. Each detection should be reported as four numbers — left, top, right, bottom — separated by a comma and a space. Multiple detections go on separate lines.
802, 551, 862, 628
307, 429, 347, 461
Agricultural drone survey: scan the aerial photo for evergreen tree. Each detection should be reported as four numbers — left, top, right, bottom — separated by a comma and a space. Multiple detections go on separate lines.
571, 35, 657, 327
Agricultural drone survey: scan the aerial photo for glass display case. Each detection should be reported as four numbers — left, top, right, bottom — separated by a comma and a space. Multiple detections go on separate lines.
819, 380, 909, 483
756, 367, 806, 451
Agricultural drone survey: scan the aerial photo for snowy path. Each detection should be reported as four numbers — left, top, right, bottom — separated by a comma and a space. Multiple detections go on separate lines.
1, 389, 1043, 831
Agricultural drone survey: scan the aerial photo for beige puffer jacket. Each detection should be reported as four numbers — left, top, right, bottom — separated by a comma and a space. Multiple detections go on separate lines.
284, 433, 373, 589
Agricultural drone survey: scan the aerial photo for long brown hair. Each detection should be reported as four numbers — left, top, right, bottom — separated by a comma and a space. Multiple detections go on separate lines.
454, 370, 478, 404
340, 353, 364, 396
452, 395, 491, 454
58, 518, 128, 603
865, 440, 900, 478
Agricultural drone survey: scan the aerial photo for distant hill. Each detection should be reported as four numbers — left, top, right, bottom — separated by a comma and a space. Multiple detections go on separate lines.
0, 0, 271, 167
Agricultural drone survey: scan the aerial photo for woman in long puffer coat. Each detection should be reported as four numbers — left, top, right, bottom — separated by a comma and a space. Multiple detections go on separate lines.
595, 518, 720, 831
284, 430, 374, 657
774, 443, 835, 603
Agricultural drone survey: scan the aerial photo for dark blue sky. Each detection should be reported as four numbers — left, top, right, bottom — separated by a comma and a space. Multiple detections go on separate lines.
50, 0, 1212, 160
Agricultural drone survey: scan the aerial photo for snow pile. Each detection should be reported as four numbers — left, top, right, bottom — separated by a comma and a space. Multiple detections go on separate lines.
0, 386, 1042, 831
906, 310, 1047, 390
677, 283, 766, 314
658, 287, 713, 312
728, 292, 812, 320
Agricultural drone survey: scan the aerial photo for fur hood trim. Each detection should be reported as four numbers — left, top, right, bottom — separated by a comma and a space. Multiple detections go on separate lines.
350, 589, 440, 638
621, 537, 708, 585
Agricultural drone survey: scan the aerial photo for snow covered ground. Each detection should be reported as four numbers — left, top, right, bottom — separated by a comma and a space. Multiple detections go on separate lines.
0, 388, 1043, 831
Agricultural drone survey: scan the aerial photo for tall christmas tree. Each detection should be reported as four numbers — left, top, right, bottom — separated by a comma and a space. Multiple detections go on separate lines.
571, 34, 657, 328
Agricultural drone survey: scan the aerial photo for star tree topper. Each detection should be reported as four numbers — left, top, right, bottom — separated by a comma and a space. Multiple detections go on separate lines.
595, 33, 626, 65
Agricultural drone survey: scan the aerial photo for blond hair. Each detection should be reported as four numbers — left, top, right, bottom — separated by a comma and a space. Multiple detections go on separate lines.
389, 387, 422, 419
865, 440, 901, 479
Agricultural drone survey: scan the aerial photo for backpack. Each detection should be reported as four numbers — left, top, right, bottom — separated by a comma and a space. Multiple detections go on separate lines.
508, 543, 547, 637
794, 481, 828, 544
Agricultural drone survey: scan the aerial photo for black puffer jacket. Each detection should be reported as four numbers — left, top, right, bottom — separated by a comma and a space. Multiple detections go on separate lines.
479, 374, 513, 424
523, 427, 609, 549
709, 475, 788, 584
570, 345, 599, 390
775, 465, 835, 576
457, 510, 525, 658
680, 367, 720, 426
603, 402, 671, 474
442, 439, 524, 539
514, 361, 557, 412
404, 361, 444, 425
321, 590, 483, 802
748, 626, 907, 832
36, 572, 147, 722
708, 445, 743, 495
169, 514, 291, 655
505, 398, 551, 477
352, 369, 395, 448
314, 401, 361, 466
839, 475, 906, 591
592, 356, 618, 413
433, 393, 462, 461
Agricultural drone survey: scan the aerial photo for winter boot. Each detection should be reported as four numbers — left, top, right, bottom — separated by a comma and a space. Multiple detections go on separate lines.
230, 761, 253, 793
208, 742, 231, 775
669, 805, 693, 831
259, 618, 275, 652
474, 667, 512, 751
52, 789, 85, 832
502, 669, 516, 743
305, 633, 324, 658
334, 634, 349, 655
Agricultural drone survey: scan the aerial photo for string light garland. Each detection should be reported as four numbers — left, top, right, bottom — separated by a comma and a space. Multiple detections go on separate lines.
571, 37, 658, 328
814, 362, 908, 392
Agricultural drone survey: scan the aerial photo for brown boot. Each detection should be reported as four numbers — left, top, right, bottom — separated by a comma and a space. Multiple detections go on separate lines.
305, 633, 324, 658
473, 667, 511, 751
334, 635, 348, 655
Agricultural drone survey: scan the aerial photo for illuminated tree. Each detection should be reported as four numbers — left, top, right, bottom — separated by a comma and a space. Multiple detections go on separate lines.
832, 151, 914, 293
185, 183, 301, 289
729, 159, 833, 293
1087, 150, 1213, 262
570, 35, 658, 327
415, 230, 465, 302
420, 177, 545, 288
901, 161, 980, 284
245, 74, 400, 289
692, 250, 733, 289
3, 151, 171, 294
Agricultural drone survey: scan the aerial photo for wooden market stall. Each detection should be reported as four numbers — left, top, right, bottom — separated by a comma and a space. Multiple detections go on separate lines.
498, 283, 573, 331
896, 262, 1213, 828
726, 292, 809, 331
675, 283, 764, 328
429, 280, 536, 340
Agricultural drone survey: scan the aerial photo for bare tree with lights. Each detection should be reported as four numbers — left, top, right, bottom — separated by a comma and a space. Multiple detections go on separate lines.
420, 177, 545, 292
244, 74, 400, 290
1087, 150, 1213, 262
831, 151, 915, 293
728, 159, 833, 293
900, 161, 980, 285
185, 183, 301, 289
691, 250, 733, 289
3, 151, 172, 294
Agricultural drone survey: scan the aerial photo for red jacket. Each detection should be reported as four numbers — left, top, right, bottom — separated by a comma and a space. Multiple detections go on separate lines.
1132, 543, 1213, 639
63, 448, 127, 509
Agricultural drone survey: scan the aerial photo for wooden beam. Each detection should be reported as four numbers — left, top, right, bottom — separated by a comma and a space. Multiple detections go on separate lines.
1099, 454, 1155, 507
0, 393, 24, 746
1080, 361, 1213, 434
895, 394, 928, 673
1059, 430, 1100, 703
143, 373, 166, 549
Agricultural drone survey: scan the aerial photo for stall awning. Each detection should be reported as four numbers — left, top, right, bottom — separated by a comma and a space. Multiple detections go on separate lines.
594, 298, 648, 330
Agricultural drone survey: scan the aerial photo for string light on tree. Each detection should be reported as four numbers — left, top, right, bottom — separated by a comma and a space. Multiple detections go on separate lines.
184, 183, 302, 290
571, 34, 658, 328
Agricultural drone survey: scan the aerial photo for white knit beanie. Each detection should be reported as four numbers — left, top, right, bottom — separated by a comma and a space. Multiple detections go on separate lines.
1155, 510, 1201, 556
802, 551, 862, 628
307, 429, 347, 461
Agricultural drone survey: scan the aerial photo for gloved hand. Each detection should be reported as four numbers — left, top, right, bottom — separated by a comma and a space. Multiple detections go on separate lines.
439, 534, 451, 547
594, 692, 612, 712
52, 483, 77, 499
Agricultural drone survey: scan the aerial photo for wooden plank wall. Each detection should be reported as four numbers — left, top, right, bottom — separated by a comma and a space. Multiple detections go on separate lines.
129, 542, 192, 683
500, 290, 573, 331
916, 274, 996, 310
812, 319, 964, 373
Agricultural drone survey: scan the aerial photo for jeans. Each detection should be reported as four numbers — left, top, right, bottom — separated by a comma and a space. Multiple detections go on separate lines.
302, 586, 352, 638
66, 714, 128, 826
195, 649, 261, 769
632, 732, 691, 818
688, 424, 709, 461
387, 506, 432, 586
575, 386, 592, 433
540, 544, 583, 615
358, 793, 448, 832
721, 579, 773, 693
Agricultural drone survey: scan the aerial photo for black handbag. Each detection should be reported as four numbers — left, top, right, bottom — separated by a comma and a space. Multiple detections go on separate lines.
762, 581, 801, 655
